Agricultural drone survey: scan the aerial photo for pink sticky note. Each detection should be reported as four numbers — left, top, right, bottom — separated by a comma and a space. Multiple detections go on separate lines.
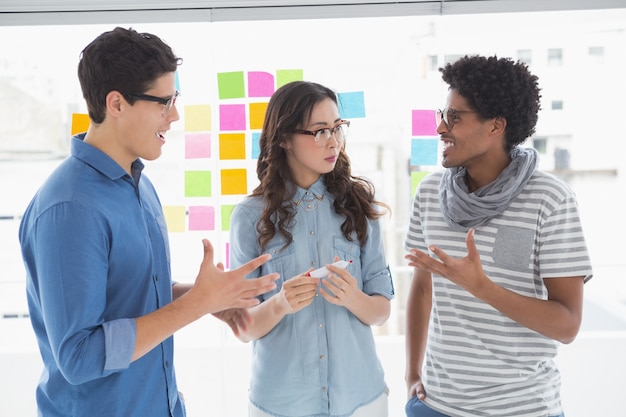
225, 242, 230, 270
412, 110, 437, 136
185, 133, 211, 159
220, 104, 246, 131
248, 71, 275, 97
188, 206, 215, 231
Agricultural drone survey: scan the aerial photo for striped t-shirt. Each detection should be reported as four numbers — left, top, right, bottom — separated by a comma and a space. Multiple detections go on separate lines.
405, 169, 593, 417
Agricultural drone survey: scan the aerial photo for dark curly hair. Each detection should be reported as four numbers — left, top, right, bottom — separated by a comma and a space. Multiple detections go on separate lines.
252, 81, 389, 251
440, 55, 541, 152
77, 27, 182, 124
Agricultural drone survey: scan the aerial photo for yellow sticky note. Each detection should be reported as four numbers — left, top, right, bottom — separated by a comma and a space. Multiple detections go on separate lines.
162, 206, 186, 233
184, 105, 212, 132
219, 133, 246, 160
249, 102, 268, 130
221, 169, 247, 195
71, 113, 90, 135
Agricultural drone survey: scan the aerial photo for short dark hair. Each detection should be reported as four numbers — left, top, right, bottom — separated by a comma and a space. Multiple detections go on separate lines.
77, 27, 182, 124
440, 55, 541, 151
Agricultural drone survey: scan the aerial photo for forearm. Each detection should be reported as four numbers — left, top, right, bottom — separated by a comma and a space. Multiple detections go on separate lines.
132, 290, 205, 361
346, 293, 390, 326
236, 296, 286, 342
172, 282, 192, 300
472, 276, 584, 344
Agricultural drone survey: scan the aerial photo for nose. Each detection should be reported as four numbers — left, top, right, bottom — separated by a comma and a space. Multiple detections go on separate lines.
166, 104, 180, 122
436, 118, 449, 135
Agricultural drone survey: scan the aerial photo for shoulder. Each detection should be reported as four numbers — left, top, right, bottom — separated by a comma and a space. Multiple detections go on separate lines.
526, 170, 578, 201
232, 195, 265, 220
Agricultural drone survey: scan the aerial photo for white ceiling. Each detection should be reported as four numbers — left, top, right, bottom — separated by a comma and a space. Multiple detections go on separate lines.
1, 0, 625, 25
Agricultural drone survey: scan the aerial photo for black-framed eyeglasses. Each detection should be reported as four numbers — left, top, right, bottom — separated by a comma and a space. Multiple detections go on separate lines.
435, 108, 477, 130
125, 90, 180, 117
291, 120, 350, 148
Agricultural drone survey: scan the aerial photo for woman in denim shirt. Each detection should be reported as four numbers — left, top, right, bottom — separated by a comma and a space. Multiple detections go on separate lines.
230, 81, 395, 417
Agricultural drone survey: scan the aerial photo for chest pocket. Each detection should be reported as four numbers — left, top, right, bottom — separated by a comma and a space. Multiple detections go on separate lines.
260, 240, 296, 300
493, 225, 535, 272
333, 236, 362, 287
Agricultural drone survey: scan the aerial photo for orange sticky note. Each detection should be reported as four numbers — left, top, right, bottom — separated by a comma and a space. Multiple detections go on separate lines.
220, 169, 247, 195
71, 113, 90, 135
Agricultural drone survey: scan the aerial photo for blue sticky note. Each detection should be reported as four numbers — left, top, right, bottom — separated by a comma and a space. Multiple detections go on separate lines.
410, 138, 439, 166
338, 91, 366, 118
251, 132, 261, 159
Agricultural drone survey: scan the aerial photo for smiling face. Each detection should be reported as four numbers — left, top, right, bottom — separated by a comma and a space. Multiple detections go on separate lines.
282, 97, 343, 188
118, 72, 180, 163
437, 89, 510, 191
88, 72, 181, 173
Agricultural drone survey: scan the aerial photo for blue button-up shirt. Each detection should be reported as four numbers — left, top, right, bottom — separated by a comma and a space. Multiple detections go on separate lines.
19, 134, 183, 417
230, 178, 394, 417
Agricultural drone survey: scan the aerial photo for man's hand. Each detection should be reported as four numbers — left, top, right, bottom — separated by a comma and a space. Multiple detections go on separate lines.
188, 239, 279, 317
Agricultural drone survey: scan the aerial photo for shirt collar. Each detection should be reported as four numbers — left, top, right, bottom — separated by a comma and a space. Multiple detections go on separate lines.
71, 133, 144, 181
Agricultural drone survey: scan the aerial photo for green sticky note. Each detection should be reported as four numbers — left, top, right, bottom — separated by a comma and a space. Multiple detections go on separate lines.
217, 71, 245, 99
276, 69, 304, 88
411, 171, 430, 198
221, 204, 235, 231
185, 170, 212, 197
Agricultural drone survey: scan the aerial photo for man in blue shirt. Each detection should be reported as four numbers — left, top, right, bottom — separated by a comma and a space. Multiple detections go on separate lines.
18, 27, 278, 417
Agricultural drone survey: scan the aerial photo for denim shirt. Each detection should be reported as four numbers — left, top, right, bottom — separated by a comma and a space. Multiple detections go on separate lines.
230, 178, 394, 417
19, 135, 183, 417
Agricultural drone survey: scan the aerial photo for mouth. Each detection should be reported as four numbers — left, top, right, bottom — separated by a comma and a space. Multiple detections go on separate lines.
325, 155, 337, 163
156, 131, 166, 143
441, 138, 454, 156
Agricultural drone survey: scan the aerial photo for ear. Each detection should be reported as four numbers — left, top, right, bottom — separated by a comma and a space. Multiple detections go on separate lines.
105, 91, 125, 118
279, 141, 291, 150
491, 116, 507, 135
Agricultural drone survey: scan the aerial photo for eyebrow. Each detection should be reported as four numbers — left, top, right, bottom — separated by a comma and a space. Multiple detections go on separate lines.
308, 118, 342, 128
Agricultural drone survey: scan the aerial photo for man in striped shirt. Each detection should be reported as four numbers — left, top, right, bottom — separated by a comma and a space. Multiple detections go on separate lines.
404, 55, 592, 417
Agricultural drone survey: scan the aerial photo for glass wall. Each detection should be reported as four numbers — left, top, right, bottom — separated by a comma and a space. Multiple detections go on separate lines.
1, 8, 625, 416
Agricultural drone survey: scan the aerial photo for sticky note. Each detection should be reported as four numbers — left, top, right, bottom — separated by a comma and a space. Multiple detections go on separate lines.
224, 242, 230, 269
185, 171, 212, 197
71, 113, 90, 135
219, 133, 246, 160
338, 92, 366, 118
185, 133, 211, 159
218, 71, 245, 99
412, 110, 437, 136
410, 138, 439, 166
162, 206, 186, 233
220, 104, 246, 131
188, 206, 215, 231
248, 71, 275, 97
221, 169, 247, 195
249, 102, 268, 130
411, 171, 430, 198
184, 105, 212, 132
276, 69, 304, 88
221, 204, 236, 231
251, 132, 261, 159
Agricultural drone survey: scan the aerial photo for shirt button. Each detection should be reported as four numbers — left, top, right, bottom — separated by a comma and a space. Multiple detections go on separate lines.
318, 323, 323, 328
309, 230, 314, 235
322, 386, 327, 391
307, 204, 312, 209
311, 261, 316, 267
319, 355, 325, 360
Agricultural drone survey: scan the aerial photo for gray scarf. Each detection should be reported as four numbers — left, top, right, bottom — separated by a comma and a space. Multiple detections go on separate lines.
439, 147, 539, 232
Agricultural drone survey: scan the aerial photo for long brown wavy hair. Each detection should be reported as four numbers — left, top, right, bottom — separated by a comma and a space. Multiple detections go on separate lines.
252, 81, 389, 251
